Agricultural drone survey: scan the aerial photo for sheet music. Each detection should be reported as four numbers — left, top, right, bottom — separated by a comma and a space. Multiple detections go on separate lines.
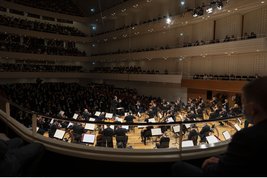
182, 140, 194, 147
167, 117, 174, 123
54, 129, 65, 139
105, 113, 113, 118
95, 111, 101, 116
50, 118, 54, 124
67, 122, 74, 128
185, 124, 191, 128
122, 125, 129, 130
222, 131, 231, 140
82, 134, 95, 143
206, 135, 220, 144
72, 113, 78, 120
234, 124, 241, 131
173, 125, 180, 133
148, 118, 156, 123
104, 125, 115, 130
85, 123, 95, 130
89, 118, 95, 121
151, 128, 162, 136
124, 112, 129, 116
115, 117, 123, 122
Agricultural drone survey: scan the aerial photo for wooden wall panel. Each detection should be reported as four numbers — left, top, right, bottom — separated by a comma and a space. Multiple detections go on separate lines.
182, 79, 247, 92
243, 6, 267, 36
215, 14, 242, 40
192, 20, 214, 42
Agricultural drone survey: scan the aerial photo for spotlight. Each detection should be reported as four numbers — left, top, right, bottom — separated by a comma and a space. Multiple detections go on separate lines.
181, 1, 185, 6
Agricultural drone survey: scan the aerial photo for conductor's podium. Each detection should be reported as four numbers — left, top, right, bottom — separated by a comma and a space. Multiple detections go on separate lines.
0, 98, 247, 162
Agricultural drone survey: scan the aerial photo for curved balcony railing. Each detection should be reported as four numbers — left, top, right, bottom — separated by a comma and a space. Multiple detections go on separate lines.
0, 96, 246, 162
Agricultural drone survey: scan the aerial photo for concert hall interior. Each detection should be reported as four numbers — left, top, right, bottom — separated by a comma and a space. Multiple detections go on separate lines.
0, 0, 267, 176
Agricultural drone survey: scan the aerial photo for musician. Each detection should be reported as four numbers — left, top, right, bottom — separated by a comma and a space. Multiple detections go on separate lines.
82, 109, 91, 121
71, 123, 84, 143
156, 132, 170, 148
199, 123, 214, 143
114, 125, 128, 148
102, 125, 114, 147
141, 125, 153, 145
188, 127, 199, 146
110, 96, 118, 114
48, 120, 61, 138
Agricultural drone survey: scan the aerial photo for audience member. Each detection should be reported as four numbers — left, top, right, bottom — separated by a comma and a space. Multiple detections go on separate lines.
0, 137, 45, 176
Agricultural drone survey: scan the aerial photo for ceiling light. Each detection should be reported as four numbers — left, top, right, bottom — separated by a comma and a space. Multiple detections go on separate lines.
261, 1, 265, 3
181, 1, 185, 6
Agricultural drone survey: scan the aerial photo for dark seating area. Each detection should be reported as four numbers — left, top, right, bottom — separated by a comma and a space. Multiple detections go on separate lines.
0, 32, 86, 56
192, 73, 261, 81
0, 15, 86, 37
90, 66, 160, 74
5, 0, 84, 17
0, 63, 83, 72
91, 32, 263, 57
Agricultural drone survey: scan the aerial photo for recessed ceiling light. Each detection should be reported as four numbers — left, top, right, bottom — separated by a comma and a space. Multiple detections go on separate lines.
261, 1, 265, 4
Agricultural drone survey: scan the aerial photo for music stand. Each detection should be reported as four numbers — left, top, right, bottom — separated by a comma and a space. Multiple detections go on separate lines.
67, 122, 74, 128
89, 118, 95, 121
173, 125, 181, 144
151, 128, 163, 142
182, 140, 194, 148
234, 124, 241, 131
85, 123, 95, 131
185, 124, 191, 129
206, 135, 220, 144
82, 134, 95, 144
167, 117, 174, 123
151, 128, 163, 136
104, 125, 115, 130
222, 131, 231, 140
105, 113, 113, 118
95, 111, 101, 116
50, 118, 54, 124
54, 129, 65, 140
148, 118, 156, 123
72, 113, 78, 120
122, 125, 129, 130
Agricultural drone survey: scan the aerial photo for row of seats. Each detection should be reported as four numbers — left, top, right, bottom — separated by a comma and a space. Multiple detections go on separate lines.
193, 74, 261, 81
91, 33, 261, 57
0, 14, 86, 37
0, 63, 83, 72
0, 32, 86, 56
6, 0, 84, 16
